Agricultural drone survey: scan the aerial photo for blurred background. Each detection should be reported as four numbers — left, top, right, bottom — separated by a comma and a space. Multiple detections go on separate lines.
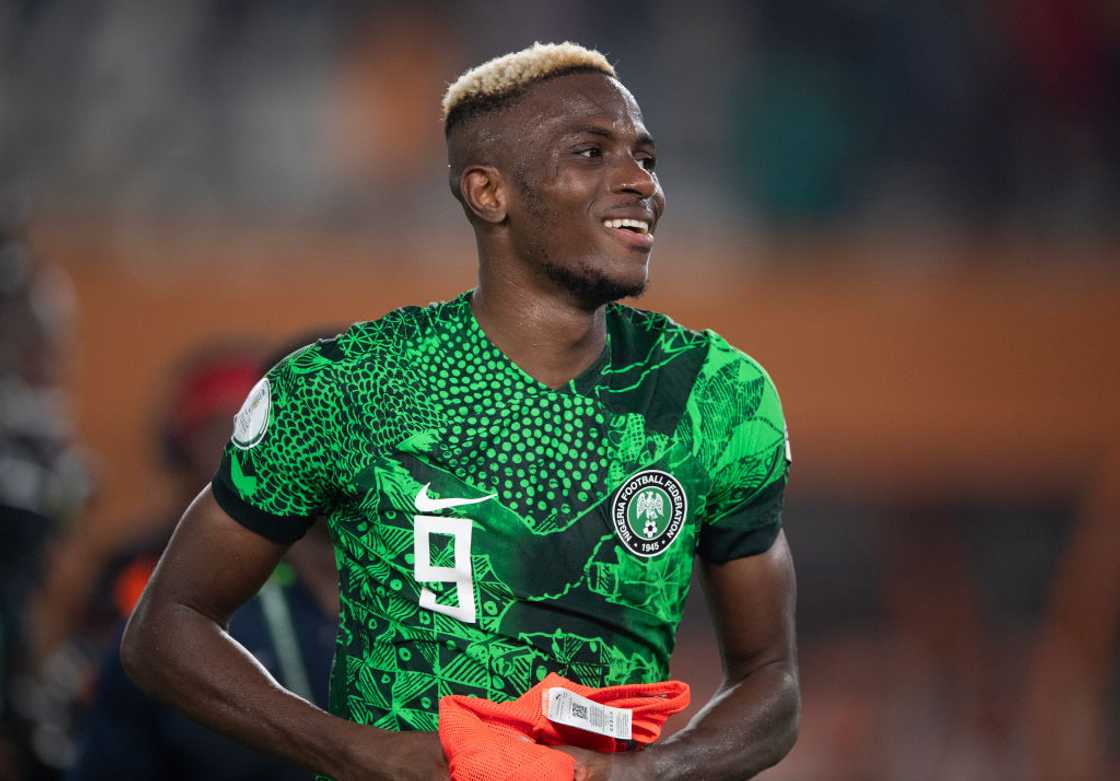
2, 1, 1118, 779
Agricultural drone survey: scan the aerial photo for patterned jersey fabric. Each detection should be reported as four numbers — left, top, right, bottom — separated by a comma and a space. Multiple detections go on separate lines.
212, 290, 789, 731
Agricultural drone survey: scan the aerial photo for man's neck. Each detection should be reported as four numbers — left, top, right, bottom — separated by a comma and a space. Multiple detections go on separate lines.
471, 263, 607, 390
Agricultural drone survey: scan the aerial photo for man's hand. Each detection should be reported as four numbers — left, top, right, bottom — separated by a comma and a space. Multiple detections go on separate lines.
332, 729, 449, 781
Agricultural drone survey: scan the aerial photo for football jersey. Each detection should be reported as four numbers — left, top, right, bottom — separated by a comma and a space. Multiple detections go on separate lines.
212, 291, 789, 731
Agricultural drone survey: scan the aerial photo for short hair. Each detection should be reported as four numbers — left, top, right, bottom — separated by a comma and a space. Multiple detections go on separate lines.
442, 41, 615, 135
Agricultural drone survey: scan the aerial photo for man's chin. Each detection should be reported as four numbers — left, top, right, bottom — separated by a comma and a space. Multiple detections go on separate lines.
543, 259, 647, 307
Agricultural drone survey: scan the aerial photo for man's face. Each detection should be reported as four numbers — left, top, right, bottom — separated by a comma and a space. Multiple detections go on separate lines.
500, 72, 665, 307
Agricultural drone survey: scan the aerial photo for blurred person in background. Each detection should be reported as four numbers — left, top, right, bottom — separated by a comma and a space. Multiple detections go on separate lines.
81, 345, 266, 640
0, 213, 92, 777
121, 42, 798, 781
67, 335, 340, 780
67, 521, 337, 781
4, 345, 263, 777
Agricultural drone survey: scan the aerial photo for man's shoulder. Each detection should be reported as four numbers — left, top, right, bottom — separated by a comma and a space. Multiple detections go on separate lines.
338, 294, 468, 359
608, 302, 703, 340
606, 303, 772, 384
606, 302, 708, 364
598, 304, 708, 433
273, 294, 469, 378
689, 327, 785, 455
699, 328, 776, 390
610, 308, 783, 433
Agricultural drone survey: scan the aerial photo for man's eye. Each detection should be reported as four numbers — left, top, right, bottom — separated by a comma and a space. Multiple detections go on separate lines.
577, 147, 601, 159
639, 157, 657, 172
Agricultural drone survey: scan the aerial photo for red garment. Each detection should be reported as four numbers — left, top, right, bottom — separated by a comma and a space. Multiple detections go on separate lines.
438, 673, 690, 781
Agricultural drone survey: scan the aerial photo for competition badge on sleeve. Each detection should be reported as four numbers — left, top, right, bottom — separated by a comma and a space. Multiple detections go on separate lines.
232, 377, 270, 449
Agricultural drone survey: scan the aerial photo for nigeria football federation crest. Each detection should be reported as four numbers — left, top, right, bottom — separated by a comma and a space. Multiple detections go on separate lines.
610, 469, 687, 558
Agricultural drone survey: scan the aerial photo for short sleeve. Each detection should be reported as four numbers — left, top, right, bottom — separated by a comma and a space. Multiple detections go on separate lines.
694, 335, 791, 563
211, 344, 341, 544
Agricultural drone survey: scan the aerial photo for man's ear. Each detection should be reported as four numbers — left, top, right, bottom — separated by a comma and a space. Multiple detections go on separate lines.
460, 166, 508, 224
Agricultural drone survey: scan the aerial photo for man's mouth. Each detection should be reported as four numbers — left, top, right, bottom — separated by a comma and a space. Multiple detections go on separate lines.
601, 217, 655, 252
602, 218, 650, 234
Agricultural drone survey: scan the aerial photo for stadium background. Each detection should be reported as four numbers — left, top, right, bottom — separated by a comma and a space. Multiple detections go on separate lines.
3, 1, 1119, 779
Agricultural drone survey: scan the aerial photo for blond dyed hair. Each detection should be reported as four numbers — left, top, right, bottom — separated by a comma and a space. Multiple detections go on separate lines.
442, 42, 615, 132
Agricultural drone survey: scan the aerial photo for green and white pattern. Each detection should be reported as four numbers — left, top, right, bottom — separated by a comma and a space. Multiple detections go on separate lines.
213, 291, 789, 731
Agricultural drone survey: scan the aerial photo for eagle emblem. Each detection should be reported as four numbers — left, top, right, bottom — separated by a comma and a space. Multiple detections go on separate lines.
611, 470, 688, 558
635, 489, 665, 537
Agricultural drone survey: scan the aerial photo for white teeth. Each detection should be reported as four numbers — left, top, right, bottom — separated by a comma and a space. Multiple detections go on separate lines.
603, 218, 650, 234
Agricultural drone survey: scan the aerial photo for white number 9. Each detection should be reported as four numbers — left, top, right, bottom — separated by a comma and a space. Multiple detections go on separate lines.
412, 515, 476, 624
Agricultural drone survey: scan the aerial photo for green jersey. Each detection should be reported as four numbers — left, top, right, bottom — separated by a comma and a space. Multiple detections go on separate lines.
212, 291, 789, 731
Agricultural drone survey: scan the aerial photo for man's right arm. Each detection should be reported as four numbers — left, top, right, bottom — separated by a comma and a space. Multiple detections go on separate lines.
120, 485, 448, 781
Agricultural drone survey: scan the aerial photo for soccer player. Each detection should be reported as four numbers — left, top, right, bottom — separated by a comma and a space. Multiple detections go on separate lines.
122, 42, 799, 780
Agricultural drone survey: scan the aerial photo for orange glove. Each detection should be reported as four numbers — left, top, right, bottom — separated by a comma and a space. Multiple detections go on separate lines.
438, 673, 689, 781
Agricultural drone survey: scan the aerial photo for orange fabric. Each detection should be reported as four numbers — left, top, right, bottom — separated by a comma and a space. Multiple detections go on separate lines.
438, 673, 689, 781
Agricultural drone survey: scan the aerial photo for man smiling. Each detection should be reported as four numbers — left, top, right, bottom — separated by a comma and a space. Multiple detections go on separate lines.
122, 42, 799, 780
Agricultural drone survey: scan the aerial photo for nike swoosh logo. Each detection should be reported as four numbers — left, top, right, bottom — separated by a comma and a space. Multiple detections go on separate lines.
414, 483, 495, 513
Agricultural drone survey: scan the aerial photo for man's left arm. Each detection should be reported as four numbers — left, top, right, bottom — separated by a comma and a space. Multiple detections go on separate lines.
565, 532, 798, 781
644, 530, 799, 779
568, 346, 799, 780
646, 348, 799, 779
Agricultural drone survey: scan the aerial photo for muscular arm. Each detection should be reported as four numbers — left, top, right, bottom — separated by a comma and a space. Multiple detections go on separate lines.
566, 531, 798, 781
647, 531, 800, 780
120, 486, 447, 781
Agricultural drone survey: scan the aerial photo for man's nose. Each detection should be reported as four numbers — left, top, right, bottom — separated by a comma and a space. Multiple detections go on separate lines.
610, 156, 656, 198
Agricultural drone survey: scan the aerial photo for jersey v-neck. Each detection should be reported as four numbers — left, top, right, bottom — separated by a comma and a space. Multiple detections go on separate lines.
458, 290, 611, 397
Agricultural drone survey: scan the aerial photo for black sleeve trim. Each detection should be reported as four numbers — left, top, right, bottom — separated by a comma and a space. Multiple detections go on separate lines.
210, 475, 313, 545
697, 477, 785, 563
698, 519, 781, 563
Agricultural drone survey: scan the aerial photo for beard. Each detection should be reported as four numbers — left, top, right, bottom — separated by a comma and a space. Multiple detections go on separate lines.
540, 254, 647, 308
